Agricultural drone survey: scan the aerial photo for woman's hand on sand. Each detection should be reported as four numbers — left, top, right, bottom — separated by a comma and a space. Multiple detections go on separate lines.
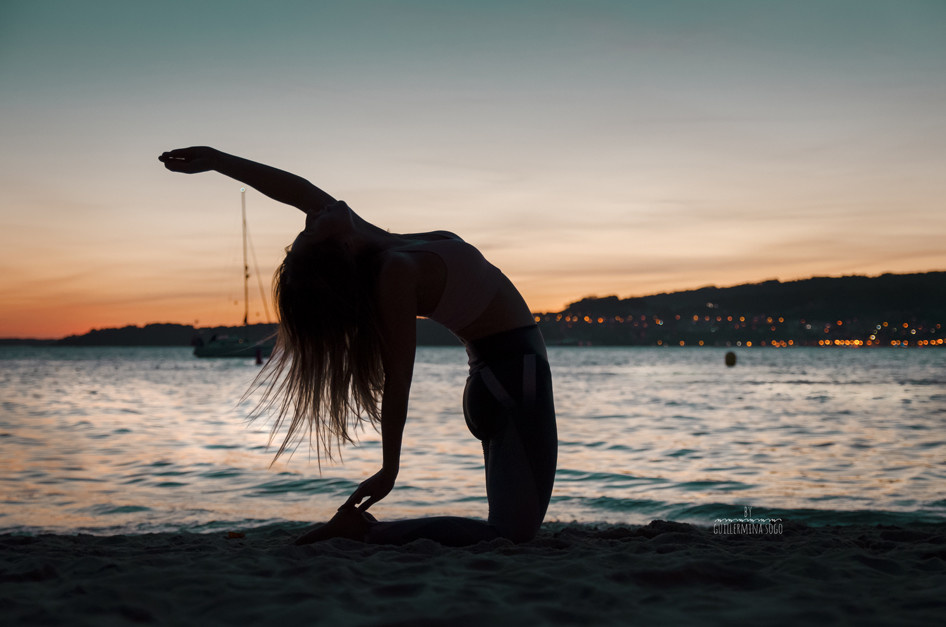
159, 146, 220, 174
341, 467, 397, 512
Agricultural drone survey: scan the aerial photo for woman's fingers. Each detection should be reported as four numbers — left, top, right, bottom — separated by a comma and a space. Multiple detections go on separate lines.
160, 148, 190, 162
338, 469, 394, 512
340, 487, 365, 510
159, 150, 190, 170
158, 147, 214, 174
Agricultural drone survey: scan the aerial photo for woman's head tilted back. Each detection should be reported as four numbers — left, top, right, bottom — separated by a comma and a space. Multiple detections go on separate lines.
252, 234, 384, 465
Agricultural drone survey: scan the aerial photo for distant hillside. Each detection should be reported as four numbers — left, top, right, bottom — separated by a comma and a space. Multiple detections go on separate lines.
536, 271, 946, 346
559, 272, 946, 321
57, 323, 201, 346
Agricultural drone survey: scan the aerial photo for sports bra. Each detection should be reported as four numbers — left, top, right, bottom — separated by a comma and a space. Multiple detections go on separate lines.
407, 232, 505, 333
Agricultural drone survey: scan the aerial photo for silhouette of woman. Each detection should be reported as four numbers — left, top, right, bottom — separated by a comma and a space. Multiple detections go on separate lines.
160, 147, 557, 546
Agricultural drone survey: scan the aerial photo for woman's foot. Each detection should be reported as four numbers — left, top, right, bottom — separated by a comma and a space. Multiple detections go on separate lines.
293, 507, 377, 545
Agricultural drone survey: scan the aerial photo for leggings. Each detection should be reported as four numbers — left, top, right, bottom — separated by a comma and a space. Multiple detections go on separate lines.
366, 325, 557, 546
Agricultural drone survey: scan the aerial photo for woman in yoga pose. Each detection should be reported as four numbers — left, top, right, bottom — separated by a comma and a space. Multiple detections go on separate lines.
160, 147, 557, 546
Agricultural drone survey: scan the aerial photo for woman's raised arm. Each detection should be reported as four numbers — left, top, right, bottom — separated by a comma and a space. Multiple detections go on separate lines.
159, 147, 335, 214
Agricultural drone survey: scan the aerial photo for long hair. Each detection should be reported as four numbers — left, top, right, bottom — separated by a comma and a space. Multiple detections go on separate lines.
249, 238, 384, 465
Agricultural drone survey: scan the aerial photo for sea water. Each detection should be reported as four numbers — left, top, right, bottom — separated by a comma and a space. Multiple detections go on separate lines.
1, 345, 943, 534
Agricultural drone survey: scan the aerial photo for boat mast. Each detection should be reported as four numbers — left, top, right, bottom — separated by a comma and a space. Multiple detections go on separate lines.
241, 187, 249, 327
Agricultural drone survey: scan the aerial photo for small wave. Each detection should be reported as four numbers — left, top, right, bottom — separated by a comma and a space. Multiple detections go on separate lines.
246, 476, 356, 497
556, 469, 668, 486
199, 469, 244, 479
80, 504, 154, 516
678, 480, 753, 492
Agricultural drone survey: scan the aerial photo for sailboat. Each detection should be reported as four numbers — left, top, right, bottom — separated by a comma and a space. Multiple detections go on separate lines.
194, 188, 276, 359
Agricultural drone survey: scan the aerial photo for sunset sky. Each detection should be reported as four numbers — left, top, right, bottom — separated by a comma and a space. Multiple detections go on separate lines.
2, 0, 944, 338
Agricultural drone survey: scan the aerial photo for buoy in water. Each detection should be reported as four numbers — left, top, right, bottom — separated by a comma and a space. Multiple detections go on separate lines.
725, 351, 737, 367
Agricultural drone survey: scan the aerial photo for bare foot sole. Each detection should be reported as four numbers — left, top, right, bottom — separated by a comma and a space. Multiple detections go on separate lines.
293, 508, 377, 545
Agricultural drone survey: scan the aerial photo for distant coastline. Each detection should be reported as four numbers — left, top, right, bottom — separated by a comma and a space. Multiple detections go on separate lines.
3, 271, 944, 348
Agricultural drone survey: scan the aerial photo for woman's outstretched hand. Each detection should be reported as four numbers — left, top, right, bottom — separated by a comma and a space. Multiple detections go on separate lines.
159, 146, 220, 174
341, 467, 397, 512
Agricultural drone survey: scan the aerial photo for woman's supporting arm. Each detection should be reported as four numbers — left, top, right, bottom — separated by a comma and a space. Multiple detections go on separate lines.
341, 254, 417, 512
159, 146, 336, 214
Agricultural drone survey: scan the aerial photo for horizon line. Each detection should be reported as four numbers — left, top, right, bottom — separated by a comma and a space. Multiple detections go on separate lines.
4, 269, 943, 342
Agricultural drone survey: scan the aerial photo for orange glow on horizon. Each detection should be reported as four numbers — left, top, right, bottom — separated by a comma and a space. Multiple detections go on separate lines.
0, 298, 269, 340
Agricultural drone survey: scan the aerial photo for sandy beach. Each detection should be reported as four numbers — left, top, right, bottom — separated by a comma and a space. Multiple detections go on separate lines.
2, 520, 944, 626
